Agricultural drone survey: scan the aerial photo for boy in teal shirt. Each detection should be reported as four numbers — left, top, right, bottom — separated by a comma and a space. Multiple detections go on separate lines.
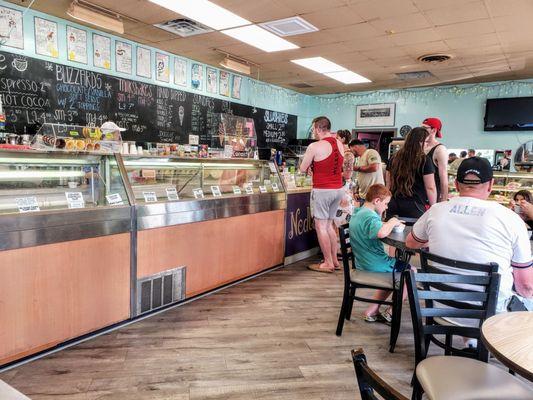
349, 184, 409, 322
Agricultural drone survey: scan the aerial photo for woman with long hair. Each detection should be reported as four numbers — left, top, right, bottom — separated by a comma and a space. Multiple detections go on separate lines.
386, 127, 437, 218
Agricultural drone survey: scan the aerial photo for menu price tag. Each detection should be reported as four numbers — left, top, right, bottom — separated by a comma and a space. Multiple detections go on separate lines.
166, 187, 179, 201
68, 130, 79, 137
232, 186, 242, 195
271, 182, 280, 192
15, 197, 40, 213
188, 134, 199, 145
244, 184, 254, 195
210, 186, 222, 197
259, 185, 268, 194
224, 144, 233, 158
268, 162, 277, 173
143, 191, 158, 202
106, 193, 124, 205
193, 188, 205, 199
65, 192, 85, 209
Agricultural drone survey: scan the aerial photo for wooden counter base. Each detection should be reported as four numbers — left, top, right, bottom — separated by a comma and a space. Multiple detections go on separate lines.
137, 210, 285, 297
0, 234, 131, 365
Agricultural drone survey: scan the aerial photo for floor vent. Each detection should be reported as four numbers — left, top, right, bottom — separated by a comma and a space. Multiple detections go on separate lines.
154, 19, 213, 37
137, 266, 186, 315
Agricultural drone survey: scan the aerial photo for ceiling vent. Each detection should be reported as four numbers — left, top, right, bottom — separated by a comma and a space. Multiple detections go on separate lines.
261, 16, 319, 37
290, 82, 314, 88
418, 54, 452, 63
154, 18, 213, 37
396, 71, 435, 80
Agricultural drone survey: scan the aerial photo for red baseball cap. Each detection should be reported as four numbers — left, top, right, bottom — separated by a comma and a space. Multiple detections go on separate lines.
422, 117, 442, 138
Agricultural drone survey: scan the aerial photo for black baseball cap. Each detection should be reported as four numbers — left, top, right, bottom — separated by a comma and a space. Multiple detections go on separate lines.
457, 157, 493, 184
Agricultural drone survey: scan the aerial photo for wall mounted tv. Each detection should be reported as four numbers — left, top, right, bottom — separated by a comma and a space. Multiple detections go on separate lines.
484, 97, 533, 131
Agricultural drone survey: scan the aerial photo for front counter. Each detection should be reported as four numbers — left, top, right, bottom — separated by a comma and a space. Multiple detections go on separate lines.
120, 156, 286, 315
0, 151, 132, 365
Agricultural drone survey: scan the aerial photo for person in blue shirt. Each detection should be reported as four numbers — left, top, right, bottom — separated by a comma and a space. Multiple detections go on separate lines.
349, 184, 410, 322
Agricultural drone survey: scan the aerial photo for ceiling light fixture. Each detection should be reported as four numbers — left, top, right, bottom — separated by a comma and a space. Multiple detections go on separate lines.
220, 57, 252, 75
67, 1, 124, 34
221, 25, 299, 52
291, 56, 371, 84
147, 0, 250, 30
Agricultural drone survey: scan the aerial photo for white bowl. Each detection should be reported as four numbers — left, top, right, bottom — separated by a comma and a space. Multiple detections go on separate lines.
392, 224, 405, 233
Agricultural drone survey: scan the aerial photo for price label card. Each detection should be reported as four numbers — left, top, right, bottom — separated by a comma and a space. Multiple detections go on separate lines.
65, 192, 85, 209
69, 130, 79, 137
193, 188, 205, 199
106, 193, 124, 205
224, 144, 233, 158
259, 185, 268, 193
143, 191, 157, 202
166, 187, 179, 201
210, 185, 222, 197
245, 184, 254, 195
89, 130, 100, 138
272, 182, 280, 192
188, 134, 199, 145
268, 162, 277, 173
232, 186, 242, 195
15, 197, 40, 213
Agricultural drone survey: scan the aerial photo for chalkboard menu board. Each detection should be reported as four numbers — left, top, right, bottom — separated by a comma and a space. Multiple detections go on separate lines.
0, 51, 297, 147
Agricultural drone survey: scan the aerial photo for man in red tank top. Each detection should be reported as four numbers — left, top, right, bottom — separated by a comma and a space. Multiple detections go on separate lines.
300, 116, 345, 273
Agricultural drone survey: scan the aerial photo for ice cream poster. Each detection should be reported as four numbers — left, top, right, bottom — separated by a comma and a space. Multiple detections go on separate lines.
174, 58, 187, 86
191, 63, 203, 90
34, 17, 58, 58
93, 33, 111, 69
219, 71, 230, 97
156, 52, 170, 82
67, 25, 87, 64
136, 47, 151, 78
207, 67, 217, 94
232, 75, 242, 99
0, 5, 24, 49
115, 41, 132, 74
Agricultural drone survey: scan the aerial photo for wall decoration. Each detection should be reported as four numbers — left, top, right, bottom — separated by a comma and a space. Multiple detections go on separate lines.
136, 46, 151, 78
115, 41, 132, 74
219, 71, 230, 97
92, 33, 111, 69
355, 103, 396, 127
34, 17, 58, 58
66, 26, 87, 64
191, 63, 203, 90
156, 52, 170, 82
206, 67, 217, 94
0, 6, 24, 49
174, 57, 187, 86
232, 75, 242, 99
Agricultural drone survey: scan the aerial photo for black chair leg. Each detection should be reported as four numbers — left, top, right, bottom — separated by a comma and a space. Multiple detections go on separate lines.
445, 334, 452, 356
411, 377, 423, 400
336, 285, 351, 336
345, 286, 356, 320
389, 289, 402, 353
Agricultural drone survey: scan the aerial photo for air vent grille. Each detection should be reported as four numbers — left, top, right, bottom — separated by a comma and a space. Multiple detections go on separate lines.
154, 19, 213, 37
418, 54, 452, 63
136, 266, 186, 315
395, 71, 435, 80
261, 17, 319, 37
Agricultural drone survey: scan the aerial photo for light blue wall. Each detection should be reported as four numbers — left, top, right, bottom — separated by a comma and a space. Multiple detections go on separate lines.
0, 0, 313, 136
310, 82, 533, 151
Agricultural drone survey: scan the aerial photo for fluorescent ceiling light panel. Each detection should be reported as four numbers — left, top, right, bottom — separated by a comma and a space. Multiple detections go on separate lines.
291, 57, 346, 73
221, 25, 299, 52
148, 0, 250, 30
325, 70, 371, 84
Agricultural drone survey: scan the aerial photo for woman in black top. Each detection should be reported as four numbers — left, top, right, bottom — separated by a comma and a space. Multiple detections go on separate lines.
386, 127, 437, 219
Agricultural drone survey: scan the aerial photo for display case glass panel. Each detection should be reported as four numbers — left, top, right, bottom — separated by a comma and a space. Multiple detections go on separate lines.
0, 151, 129, 214
213, 114, 257, 159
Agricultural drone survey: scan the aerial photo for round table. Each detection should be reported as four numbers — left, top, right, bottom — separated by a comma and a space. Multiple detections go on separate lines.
481, 311, 533, 381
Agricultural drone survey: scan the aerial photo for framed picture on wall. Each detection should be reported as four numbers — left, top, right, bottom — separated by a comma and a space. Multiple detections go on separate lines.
174, 57, 187, 86
191, 63, 203, 90
355, 103, 396, 127
155, 52, 170, 82
92, 33, 111, 69
206, 67, 217, 94
136, 46, 151, 78
115, 41, 132, 74
34, 17, 58, 58
0, 5, 24, 49
232, 75, 242, 99
66, 26, 87, 64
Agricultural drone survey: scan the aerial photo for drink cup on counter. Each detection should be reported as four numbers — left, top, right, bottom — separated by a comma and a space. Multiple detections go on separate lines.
514, 205, 522, 214
122, 142, 129, 154
129, 143, 138, 155
137, 146, 144, 155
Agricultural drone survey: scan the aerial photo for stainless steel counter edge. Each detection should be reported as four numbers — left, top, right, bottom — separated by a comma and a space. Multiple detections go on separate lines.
0, 206, 133, 251
136, 192, 287, 230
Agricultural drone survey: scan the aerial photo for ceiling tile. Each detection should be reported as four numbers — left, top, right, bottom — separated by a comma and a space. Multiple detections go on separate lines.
326, 22, 383, 41
301, 6, 363, 30
445, 33, 501, 50
276, 0, 349, 14
370, 13, 432, 34
349, 0, 419, 20
343, 36, 397, 52
413, 0, 479, 11
401, 41, 452, 57
435, 19, 495, 39
212, 0, 296, 23
361, 46, 410, 60
424, 0, 489, 26
390, 28, 441, 46
484, 0, 533, 17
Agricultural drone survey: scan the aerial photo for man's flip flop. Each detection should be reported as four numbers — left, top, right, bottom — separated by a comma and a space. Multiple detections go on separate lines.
307, 264, 334, 273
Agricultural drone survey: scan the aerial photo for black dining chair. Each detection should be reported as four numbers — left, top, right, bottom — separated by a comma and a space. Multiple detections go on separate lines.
352, 348, 409, 400
336, 224, 404, 353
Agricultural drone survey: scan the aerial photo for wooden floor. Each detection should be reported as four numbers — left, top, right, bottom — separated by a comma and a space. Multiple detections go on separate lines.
0, 257, 447, 399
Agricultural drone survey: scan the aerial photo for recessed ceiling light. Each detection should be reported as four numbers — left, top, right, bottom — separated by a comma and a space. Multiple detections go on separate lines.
291, 57, 346, 73
221, 25, 299, 52
148, 0, 250, 30
324, 70, 371, 84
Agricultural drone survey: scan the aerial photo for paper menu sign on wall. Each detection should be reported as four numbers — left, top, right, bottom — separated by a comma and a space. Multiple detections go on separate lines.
66, 25, 87, 64
115, 41, 132, 74
93, 33, 111, 69
0, 6, 24, 49
34, 17, 58, 58
136, 46, 151, 78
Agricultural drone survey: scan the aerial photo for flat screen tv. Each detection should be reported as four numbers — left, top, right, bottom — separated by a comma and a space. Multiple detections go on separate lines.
484, 97, 533, 131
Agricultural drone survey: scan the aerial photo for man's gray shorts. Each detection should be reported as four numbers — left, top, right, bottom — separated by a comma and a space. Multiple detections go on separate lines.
310, 188, 344, 220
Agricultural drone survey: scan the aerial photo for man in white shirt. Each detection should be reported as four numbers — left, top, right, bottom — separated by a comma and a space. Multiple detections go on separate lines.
406, 157, 533, 312
349, 139, 384, 199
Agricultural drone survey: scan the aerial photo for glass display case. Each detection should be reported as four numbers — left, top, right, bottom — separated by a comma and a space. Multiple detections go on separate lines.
0, 150, 129, 214
121, 156, 283, 203
448, 170, 533, 204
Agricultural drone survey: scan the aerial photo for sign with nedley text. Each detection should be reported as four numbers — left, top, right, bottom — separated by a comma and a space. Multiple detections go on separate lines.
284, 192, 318, 257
